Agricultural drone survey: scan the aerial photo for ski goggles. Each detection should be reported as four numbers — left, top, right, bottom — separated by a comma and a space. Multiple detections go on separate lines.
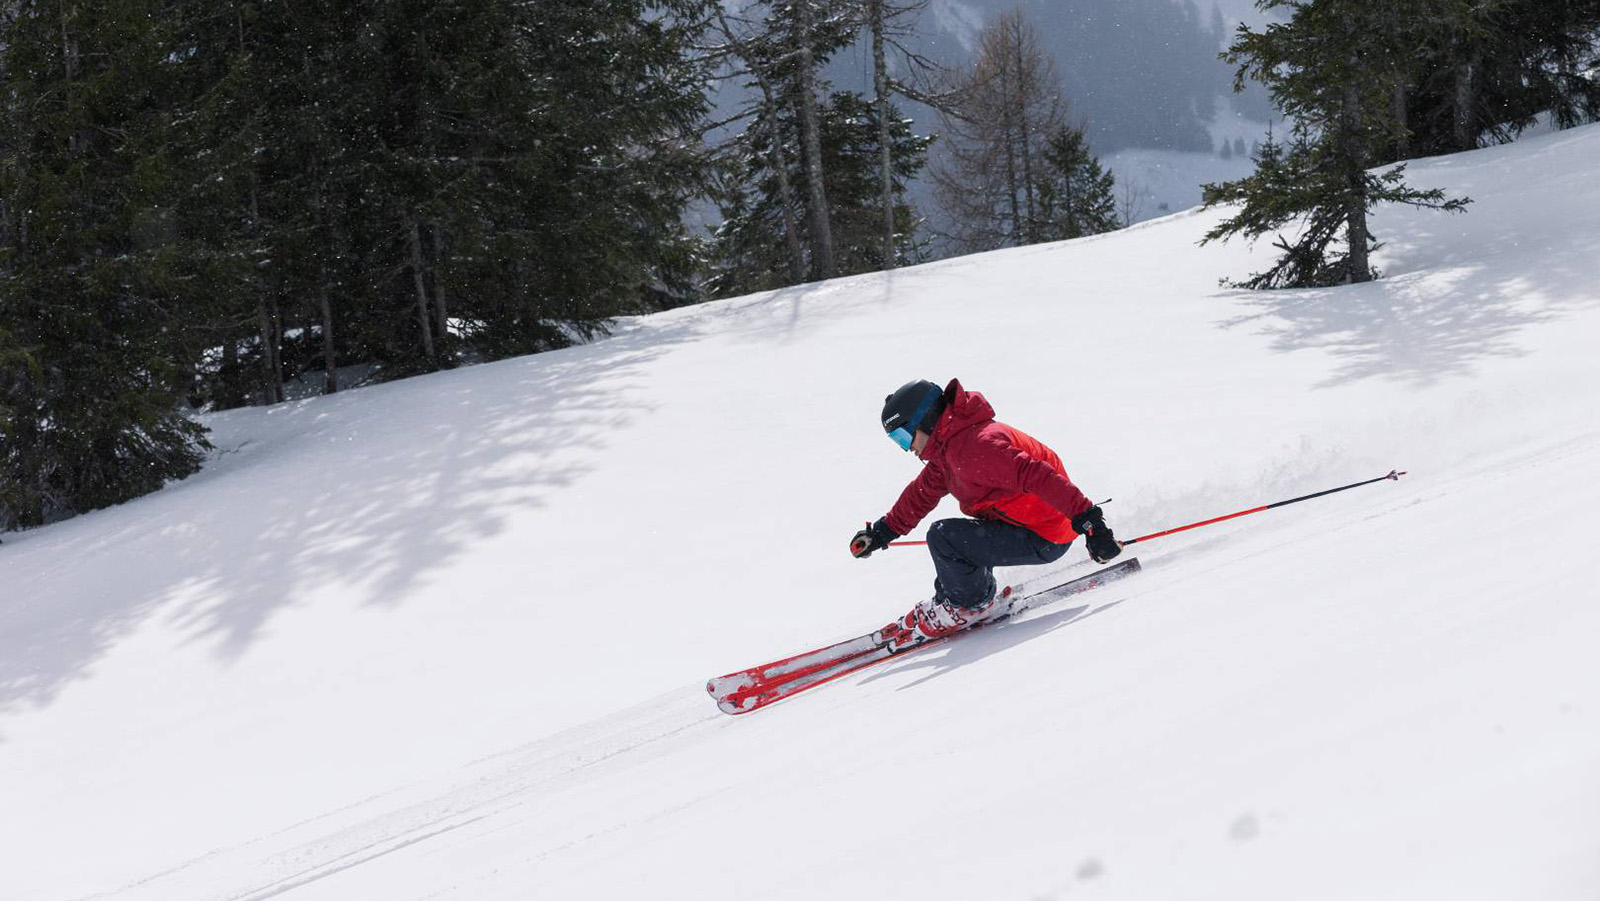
887, 426, 916, 451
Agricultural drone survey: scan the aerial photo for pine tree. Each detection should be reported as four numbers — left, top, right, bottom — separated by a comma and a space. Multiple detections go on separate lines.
1, 0, 720, 529
1035, 125, 1121, 242
457, 0, 716, 353
1397, 0, 1600, 158
0, 328, 42, 529
710, 90, 929, 297
161, 0, 718, 385
1201, 0, 1471, 288
710, 1, 930, 295
750, 0, 851, 281
0, 0, 211, 527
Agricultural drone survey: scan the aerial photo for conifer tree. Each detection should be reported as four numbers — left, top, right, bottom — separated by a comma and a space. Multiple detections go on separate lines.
0, 0, 210, 527
1201, 0, 1471, 288
710, 90, 929, 297
750, 0, 850, 281
1402, 0, 1600, 156
1035, 125, 1121, 242
1, 0, 719, 528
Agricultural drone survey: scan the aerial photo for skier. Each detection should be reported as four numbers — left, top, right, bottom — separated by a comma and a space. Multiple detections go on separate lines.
850, 378, 1121, 648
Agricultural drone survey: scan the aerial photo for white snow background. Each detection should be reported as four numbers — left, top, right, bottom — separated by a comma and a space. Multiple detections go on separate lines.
3, 125, 1599, 901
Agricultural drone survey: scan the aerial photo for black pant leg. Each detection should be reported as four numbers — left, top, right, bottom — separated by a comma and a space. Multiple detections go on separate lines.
926, 517, 1071, 608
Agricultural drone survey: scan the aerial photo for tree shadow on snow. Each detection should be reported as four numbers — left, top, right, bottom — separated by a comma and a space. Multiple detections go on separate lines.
1213, 218, 1600, 389
0, 279, 866, 735
0, 345, 654, 726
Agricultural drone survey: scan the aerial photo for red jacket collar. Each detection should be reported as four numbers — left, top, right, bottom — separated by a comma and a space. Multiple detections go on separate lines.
918, 379, 995, 462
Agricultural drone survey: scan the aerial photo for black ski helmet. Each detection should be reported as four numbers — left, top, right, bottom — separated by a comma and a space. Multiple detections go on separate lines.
881, 379, 946, 443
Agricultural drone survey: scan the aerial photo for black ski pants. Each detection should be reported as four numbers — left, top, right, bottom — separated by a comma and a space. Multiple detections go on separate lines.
927, 517, 1072, 609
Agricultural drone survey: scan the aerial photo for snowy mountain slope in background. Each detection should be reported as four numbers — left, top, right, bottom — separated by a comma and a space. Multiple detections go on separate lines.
3, 125, 1599, 900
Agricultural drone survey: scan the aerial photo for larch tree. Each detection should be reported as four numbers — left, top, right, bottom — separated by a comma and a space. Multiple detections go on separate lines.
931, 9, 1068, 254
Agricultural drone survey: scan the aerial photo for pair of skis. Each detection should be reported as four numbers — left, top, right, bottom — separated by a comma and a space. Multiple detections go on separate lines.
706, 557, 1141, 715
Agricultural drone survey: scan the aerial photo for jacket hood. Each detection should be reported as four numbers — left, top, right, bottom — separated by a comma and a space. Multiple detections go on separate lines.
920, 379, 994, 460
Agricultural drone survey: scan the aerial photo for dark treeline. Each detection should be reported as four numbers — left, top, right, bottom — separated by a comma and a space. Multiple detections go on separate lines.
0, 0, 715, 528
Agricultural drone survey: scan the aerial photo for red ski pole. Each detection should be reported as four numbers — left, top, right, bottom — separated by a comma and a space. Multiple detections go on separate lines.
1120, 469, 1407, 546
882, 471, 1406, 549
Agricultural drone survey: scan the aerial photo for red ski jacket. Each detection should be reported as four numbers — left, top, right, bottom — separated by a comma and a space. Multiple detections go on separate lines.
884, 380, 1093, 544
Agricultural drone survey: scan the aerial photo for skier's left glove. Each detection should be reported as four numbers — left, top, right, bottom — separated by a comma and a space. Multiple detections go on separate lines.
1071, 505, 1122, 564
850, 518, 899, 559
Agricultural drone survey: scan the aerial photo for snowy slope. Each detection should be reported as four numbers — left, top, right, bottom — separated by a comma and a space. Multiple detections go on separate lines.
3, 126, 1599, 901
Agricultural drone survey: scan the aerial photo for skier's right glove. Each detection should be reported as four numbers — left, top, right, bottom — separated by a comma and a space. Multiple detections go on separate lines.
1071, 505, 1123, 564
850, 517, 899, 559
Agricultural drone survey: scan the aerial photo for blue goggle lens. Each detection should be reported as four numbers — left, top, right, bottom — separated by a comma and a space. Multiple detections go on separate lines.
887, 427, 914, 451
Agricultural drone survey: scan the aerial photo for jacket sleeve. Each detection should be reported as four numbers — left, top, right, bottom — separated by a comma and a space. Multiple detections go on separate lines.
959, 432, 1094, 520
885, 463, 950, 536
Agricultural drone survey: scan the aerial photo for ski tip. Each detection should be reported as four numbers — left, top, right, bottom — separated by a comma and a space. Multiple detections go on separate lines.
706, 674, 755, 700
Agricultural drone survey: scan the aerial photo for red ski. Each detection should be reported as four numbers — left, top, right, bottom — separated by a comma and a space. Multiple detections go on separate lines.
705, 631, 885, 701
708, 557, 1141, 715
705, 564, 1095, 701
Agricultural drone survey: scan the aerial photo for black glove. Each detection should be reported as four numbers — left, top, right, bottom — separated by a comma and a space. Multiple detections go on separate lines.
850, 517, 899, 559
1071, 505, 1122, 564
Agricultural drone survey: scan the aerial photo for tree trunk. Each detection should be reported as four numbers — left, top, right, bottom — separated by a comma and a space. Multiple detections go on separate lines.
59, 0, 79, 154
430, 225, 449, 347
870, 0, 896, 269
1010, 18, 1037, 241
1342, 83, 1373, 283
998, 60, 1021, 244
1392, 77, 1410, 159
318, 289, 337, 395
257, 297, 283, 405
221, 334, 240, 407
1452, 49, 1479, 151
407, 219, 435, 360
270, 295, 285, 401
794, 2, 837, 280
1345, 185, 1372, 283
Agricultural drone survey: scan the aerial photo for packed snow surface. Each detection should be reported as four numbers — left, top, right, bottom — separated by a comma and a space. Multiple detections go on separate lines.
4, 126, 1599, 901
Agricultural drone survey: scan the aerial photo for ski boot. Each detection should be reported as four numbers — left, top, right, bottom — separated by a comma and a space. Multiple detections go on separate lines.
875, 586, 1013, 653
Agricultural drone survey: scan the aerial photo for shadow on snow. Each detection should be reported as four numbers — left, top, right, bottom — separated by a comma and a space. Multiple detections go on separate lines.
0, 278, 858, 736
